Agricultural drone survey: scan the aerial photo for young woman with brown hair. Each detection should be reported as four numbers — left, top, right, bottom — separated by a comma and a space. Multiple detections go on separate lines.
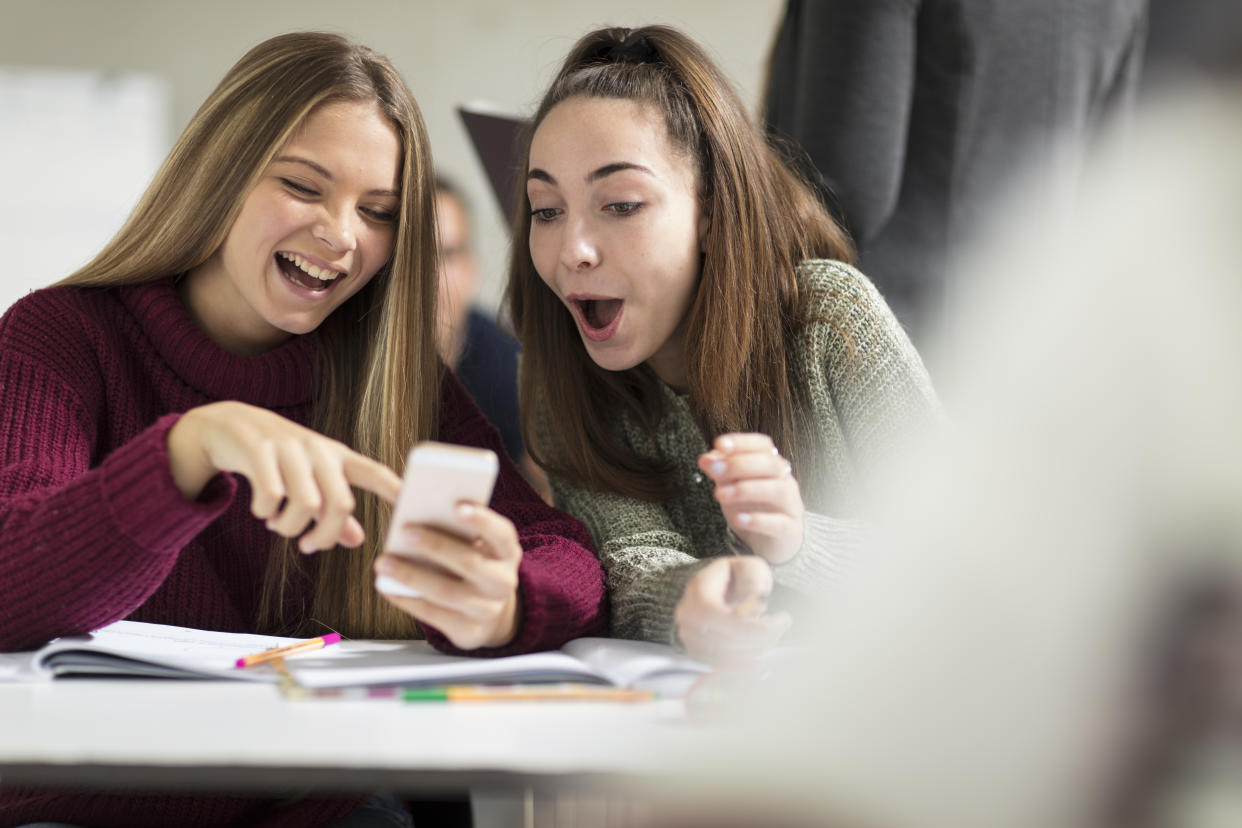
508, 25, 939, 663
0, 31, 605, 827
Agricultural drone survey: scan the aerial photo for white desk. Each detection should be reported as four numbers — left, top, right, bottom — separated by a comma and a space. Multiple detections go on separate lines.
0, 679, 712, 826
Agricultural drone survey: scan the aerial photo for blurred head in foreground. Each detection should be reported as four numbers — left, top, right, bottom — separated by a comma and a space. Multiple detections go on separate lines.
639, 80, 1242, 828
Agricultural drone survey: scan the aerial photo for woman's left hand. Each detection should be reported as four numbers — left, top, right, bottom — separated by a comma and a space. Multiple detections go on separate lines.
375, 503, 522, 650
699, 432, 804, 565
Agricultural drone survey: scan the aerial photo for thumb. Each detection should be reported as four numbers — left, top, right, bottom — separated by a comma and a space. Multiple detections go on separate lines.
688, 558, 735, 609
725, 556, 773, 607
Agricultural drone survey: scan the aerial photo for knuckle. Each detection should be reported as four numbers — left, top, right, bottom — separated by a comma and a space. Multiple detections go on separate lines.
502, 566, 519, 590
488, 573, 518, 600
458, 626, 485, 650
453, 553, 480, 582
252, 488, 284, 512
281, 502, 312, 522
414, 531, 439, 554
322, 494, 354, 519
447, 581, 474, 607
297, 492, 323, 514
503, 522, 521, 548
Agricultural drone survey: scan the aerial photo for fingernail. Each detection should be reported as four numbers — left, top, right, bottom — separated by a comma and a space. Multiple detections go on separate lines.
736, 512, 752, 526
711, 460, 726, 476
719, 437, 735, 451
299, 540, 317, 554
771, 447, 780, 456
456, 503, 476, 520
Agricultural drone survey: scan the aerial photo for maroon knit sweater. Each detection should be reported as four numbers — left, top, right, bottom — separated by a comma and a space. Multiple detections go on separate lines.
0, 278, 608, 827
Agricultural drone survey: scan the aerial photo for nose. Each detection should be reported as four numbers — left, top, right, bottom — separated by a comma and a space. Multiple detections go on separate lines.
559, 217, 599, 272
313, 204, 358, 253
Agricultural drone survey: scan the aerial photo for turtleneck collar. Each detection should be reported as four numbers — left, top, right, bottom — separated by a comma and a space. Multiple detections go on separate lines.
118, 277, 317, 408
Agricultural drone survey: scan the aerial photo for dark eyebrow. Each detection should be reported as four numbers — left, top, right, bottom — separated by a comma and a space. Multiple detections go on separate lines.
273, 155, 399, 197
588, 162, 653, 182
527, 168, 556, 185
527, 162, 655, 186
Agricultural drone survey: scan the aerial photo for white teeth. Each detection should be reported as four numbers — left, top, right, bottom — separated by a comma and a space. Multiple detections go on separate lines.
279, 251, 341, 281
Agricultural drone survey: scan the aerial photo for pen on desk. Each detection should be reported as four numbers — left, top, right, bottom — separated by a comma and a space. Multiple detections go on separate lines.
302, 684, 655, 702
399, 683, 656, 703
235, 633, 342, 669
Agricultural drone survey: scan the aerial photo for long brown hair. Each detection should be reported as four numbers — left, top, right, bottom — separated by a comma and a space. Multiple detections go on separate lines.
507, 25, 855, 502
58, 32, 440, 638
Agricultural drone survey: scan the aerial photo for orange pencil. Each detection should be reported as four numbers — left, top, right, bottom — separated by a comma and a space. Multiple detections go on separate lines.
235, 633, 342, 669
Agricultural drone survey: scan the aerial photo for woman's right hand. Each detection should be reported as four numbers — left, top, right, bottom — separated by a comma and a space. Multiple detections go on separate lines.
166, 401, 402, 552
674, 556, 792, 664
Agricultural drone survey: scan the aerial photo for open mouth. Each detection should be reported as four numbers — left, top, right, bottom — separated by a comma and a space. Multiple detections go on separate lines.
570, 296, 624, 342
277, 251, 344, 292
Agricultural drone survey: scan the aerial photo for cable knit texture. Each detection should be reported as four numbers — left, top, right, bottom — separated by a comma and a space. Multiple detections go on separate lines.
541, 260, 940, 645
0, 277, 607, 828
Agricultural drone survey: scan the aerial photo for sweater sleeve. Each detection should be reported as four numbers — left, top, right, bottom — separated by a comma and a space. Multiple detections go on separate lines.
526, 377, 715, 647
548, 473, 713, 646
420, 370, 608, 656
771, 260, 941, 593
0, 343, 234, 652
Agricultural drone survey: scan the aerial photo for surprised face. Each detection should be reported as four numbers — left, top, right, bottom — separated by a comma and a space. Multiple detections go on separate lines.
526, 96, 708, 390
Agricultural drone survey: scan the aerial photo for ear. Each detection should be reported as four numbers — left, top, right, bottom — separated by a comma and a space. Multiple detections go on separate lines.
697, 204, 711, 245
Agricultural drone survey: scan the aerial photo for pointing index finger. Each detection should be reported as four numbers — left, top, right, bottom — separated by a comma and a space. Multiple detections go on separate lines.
342, 453, 402, 504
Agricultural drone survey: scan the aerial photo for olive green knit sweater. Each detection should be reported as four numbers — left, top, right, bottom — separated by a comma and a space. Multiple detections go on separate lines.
539, 260, 941, 644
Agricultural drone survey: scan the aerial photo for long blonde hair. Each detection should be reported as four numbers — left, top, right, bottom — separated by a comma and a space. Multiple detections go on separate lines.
58, 32, 440, 638
507, 25, 855, 503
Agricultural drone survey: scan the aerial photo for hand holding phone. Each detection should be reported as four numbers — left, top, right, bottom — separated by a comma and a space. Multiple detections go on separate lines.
376, 441, 498, 598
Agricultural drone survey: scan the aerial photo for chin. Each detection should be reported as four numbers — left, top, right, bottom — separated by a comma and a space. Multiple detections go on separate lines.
273, 314, 328, 337
583, 344, 641, 375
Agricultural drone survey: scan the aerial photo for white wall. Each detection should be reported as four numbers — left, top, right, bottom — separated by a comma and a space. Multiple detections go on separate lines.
0, 68, 169, 313
0, 0, 785, 314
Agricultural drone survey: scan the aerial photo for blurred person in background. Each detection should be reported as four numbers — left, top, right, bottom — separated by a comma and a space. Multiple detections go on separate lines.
764, 0, 1148, 355
1142, 0, 1242, 90
434, 175, 549, 500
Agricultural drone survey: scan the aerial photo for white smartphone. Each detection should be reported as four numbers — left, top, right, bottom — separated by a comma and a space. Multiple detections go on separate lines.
375, 441, 499, 599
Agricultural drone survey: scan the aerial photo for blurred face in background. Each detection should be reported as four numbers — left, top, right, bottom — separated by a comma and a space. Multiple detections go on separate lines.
435, 188, 479, 365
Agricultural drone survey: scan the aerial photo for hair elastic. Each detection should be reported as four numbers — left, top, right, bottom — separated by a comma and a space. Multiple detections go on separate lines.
602, 35, 657, 64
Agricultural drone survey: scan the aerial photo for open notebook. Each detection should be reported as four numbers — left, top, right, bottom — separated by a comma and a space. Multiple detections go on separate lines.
15, 621, 710, 697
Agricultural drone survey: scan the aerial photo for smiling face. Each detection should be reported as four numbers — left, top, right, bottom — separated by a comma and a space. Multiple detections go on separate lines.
526, 96, 707, 389
182, 99, 402, 356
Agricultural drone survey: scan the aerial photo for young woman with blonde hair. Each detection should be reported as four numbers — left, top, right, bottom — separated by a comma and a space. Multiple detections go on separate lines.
509, 25, 939, 663
0, 31, 605, 827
